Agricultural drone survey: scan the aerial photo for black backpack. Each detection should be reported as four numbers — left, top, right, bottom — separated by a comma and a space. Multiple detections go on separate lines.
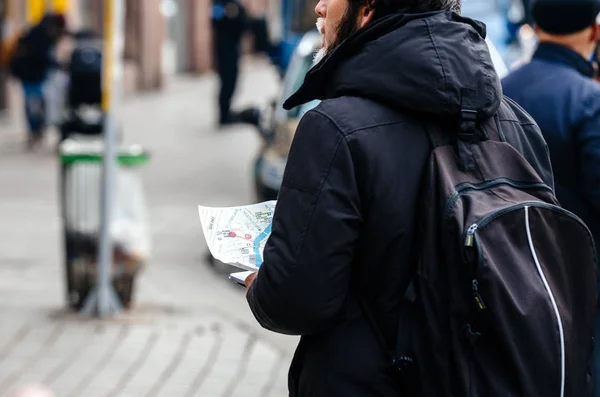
9, 34, 37, 81
69, 45, 102, 76
362, 90, 598, 396
9, 27, 55, 82
68, 44, 102, 106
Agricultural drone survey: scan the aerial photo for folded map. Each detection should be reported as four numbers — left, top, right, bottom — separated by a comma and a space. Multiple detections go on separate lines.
198, 201, 276, 271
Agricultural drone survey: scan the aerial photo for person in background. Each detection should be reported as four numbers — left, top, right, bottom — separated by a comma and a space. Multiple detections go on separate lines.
211, 0, 248, 127
9, 13, 67, 150
502, 0, 600, 394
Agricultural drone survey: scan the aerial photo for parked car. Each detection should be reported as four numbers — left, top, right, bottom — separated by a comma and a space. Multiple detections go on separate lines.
252, 32, 321, 201
251, 31, 511, 203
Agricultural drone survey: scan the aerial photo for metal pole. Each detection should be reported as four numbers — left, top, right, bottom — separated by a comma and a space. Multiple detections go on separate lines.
82, 0, 124, 317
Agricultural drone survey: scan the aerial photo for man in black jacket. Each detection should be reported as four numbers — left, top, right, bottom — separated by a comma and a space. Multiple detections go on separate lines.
245, 0, 554, 395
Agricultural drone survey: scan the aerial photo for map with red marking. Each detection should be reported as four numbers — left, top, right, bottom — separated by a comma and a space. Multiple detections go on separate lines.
198, 201, 276, 271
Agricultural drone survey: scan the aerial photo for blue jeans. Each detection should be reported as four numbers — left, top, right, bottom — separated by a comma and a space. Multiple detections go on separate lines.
22, 81, 46, 136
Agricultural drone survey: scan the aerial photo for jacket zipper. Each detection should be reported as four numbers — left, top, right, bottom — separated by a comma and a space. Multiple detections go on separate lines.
445, 178, 552, 219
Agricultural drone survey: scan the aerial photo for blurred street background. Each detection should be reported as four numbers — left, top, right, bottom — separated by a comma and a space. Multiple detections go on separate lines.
0, 57, 297, 396
0, 0, 535, 396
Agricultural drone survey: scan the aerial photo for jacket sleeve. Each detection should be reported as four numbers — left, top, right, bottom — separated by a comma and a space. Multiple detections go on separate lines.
576, 97, 600, 212
246, 109, 362, 336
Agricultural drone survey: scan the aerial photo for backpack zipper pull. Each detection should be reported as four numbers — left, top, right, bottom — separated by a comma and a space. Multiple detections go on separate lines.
472, 279, 487, 311
465, 224, 478, 247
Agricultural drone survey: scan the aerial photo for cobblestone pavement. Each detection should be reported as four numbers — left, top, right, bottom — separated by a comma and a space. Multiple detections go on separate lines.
0, 58, 297, 397
0, 309, 289, 397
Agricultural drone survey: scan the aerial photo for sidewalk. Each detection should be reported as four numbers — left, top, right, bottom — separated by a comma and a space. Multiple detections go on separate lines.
0, 58, 296, 397
0, 308, 288, 397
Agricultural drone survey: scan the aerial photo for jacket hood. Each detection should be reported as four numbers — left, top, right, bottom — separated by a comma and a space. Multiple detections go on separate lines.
284, 11, 502, 122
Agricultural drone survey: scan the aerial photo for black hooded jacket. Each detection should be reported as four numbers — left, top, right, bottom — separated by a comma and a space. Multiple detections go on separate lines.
247, 11, 553, 397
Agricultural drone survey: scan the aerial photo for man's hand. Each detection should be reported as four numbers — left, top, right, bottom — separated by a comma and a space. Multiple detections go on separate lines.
244, 271, 258, 289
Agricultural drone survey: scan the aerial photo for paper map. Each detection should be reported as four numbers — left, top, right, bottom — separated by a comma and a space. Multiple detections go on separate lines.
198, 201, 276, 271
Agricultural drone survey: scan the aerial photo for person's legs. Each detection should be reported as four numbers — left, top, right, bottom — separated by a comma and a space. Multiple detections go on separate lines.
250, 17, 269, 53
250, 17, 280, 63
218, 70, 232, 124
22, 81, 46, 148
215, 32, 241, 125
218, 55, 239, 124
229, 51, 240, 110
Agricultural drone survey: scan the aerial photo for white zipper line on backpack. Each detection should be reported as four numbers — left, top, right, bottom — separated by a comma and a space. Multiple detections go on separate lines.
525, 206, 565, 397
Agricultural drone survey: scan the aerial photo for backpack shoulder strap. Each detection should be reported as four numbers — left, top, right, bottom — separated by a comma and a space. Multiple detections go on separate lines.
425, 89, 509, 173
425, 87, 480, 147
423, 88, 480, 171
426, 112, 505, 147
359, 283, 417, 386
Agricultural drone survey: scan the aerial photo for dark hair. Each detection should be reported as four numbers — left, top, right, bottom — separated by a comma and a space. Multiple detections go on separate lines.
333, 0, 460, 50
41, 13, 67, 29
366, 0, 461, 18
412, 0, 461, 12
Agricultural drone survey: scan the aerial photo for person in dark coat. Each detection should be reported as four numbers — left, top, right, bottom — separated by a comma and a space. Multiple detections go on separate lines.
243, 0, 554, 395
212, 0, 248, 126
502, 0, 600, 394
9, 13, 66, 149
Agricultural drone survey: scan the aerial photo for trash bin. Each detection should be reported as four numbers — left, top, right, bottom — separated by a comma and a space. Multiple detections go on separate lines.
59, 137, 151, 310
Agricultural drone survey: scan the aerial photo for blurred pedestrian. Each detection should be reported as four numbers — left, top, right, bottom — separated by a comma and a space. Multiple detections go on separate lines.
239, 0, 588, 394
9, 13, 67, 150
211, 0, 248, 127
502, 0, 600, 395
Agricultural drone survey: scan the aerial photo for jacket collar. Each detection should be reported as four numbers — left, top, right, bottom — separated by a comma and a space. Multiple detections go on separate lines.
283, 13, 418, 110
283, 11, 500, 120
533, 42, 595, 78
